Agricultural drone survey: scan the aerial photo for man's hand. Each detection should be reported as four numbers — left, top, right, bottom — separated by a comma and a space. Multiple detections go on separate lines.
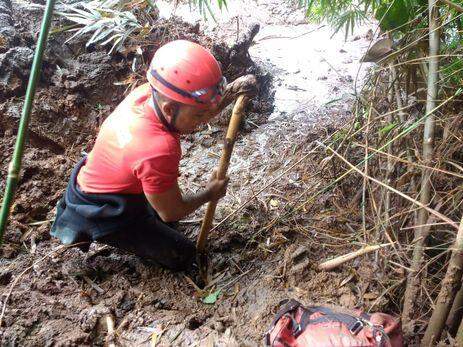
206, 170, 229, 201
226, 74, 258, 98
204, 74, 258, 119
219, 74, 258, 109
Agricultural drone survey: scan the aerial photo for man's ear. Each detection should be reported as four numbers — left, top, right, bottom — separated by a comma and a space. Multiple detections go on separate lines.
161, 101, 178, 120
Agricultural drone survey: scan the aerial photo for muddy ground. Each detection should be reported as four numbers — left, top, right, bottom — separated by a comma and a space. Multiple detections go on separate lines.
0, 0, 402, 345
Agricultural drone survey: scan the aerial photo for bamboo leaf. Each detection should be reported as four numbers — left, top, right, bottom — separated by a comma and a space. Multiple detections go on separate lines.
202, 289, 221, 304
375, 0, 410, 32
379, 122, 398, 135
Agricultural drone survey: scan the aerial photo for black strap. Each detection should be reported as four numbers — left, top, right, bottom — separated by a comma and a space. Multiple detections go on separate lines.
306, 306, 365, 335
296, 309, 311, 337
151, 93, 178, 133
266, 299, 303, 346
150, 69, 205, 104
360, 312, 372, 320
269, 299, 302, 327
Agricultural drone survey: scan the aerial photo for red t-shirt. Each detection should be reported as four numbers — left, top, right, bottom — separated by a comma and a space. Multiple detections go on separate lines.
77, 83, 181, 195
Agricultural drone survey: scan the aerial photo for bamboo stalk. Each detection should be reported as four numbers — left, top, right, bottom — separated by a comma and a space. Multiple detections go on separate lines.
196, 95, 248, 252
402, 0, 441, 328
0, 0, 56, 244
318, 244, 391, 271
422, 215, 463, 345
446, 285, 463, 335
456, 309, 463, 346
382, 64, 395, 242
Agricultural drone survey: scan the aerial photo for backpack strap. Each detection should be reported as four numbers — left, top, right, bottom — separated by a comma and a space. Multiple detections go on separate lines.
266, 300, 303, 346
302, 306, 366, 335
269, 299, 303, 327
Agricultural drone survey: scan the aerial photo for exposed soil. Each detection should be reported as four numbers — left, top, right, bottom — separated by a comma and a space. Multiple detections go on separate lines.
0, 1, 399, 346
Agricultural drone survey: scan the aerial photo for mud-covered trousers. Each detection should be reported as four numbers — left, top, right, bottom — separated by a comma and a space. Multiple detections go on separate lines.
50, 158, 196, 271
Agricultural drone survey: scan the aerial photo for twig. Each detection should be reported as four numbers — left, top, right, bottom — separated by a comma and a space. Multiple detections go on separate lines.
354, 143, 463, 179
368, 279, 406, 312
169, 324, 184, 344
105, 314, 116, 347
255, 25, 325, 42
83, 275, 105, 294
318, 244, 392, 271
115, 316, 130, 335
220, 269, 252, 290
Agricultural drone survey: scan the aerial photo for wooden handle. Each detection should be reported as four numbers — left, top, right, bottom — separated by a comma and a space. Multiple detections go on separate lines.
196, 95, 248, 252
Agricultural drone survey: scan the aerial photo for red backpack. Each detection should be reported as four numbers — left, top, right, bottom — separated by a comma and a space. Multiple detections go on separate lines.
265, 299, 403, 347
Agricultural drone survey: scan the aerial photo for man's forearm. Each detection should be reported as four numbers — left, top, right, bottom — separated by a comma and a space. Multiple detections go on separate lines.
163, 190, 211, 222
147, 175, 228, 223
181, 190, 211, 216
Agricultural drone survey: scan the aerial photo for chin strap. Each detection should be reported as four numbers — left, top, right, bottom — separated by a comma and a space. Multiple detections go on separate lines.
151, 90, 179, 133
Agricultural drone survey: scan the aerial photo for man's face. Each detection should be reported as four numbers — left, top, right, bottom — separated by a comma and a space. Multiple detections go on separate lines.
165, 103, 215, 134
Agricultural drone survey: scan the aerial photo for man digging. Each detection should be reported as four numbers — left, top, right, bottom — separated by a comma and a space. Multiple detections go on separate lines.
50, 40, 256, 272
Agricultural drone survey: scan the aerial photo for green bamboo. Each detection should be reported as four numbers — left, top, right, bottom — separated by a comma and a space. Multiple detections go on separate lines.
0, 0, 56, 244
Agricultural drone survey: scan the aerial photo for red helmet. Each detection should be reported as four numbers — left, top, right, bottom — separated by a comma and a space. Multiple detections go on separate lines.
147, 40, 226, 109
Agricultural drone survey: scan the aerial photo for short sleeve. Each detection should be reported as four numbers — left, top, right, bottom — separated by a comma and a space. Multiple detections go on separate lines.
133, 154, 180, 194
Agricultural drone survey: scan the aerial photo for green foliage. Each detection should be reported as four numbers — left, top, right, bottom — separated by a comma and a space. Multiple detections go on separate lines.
298, 0, 374, 38
202, 289, 221, 304
379, 122, 397, 135
298, 0, 428, 36
440, 56, 463, 87
189, 0, 228, 22
375, 0, 410, 32
439, 12, 463, 87
56, 0, 144, 54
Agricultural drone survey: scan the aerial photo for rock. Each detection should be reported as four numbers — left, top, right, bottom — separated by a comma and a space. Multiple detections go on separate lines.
339, 289, 356, 307
0, 0, 18, 53
0, 268, 12, 285
0, 47, 34, 100
79, 304, 110, 333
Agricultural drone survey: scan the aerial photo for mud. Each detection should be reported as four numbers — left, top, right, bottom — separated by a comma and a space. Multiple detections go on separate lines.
0, 0, 395, 346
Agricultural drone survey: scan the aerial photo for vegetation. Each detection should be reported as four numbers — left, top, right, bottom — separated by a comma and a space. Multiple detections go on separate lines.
55, 0, 228, 46
55, 0, 156, 53
299, 0, 463, 343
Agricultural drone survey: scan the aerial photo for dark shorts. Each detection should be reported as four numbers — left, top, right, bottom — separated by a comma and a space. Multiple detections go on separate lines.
51, 158, 196, 271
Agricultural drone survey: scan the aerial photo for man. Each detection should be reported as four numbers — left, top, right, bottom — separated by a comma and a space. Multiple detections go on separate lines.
51, 40, 256, 272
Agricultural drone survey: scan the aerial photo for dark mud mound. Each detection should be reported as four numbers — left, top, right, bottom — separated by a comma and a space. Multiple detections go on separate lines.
0, 0, 29, 100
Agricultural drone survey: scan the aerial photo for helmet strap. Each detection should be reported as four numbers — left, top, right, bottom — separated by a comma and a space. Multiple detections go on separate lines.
151, 90, 179, 133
